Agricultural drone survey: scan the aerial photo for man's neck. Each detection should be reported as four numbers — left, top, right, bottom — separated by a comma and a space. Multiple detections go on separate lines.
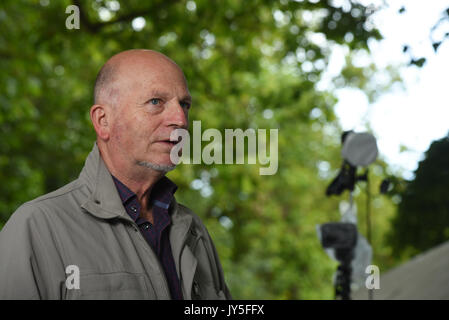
98, 142, 164, 205
113, 171, 161, 204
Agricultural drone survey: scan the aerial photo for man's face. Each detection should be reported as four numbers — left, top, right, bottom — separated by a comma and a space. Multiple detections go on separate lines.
108, 57, 191, 171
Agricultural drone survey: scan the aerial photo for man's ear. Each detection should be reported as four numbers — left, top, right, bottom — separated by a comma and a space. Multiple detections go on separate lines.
90, 104, 111, 141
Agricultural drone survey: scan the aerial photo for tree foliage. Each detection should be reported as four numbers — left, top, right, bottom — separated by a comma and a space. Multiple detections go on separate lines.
1, 0, 400, 299
388, 134, 449, 259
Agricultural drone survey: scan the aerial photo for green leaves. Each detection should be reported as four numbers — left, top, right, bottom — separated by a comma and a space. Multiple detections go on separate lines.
0, 0, 401, 299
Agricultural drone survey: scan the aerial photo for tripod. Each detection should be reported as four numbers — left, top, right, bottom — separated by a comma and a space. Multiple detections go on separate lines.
334, 248, 354, 300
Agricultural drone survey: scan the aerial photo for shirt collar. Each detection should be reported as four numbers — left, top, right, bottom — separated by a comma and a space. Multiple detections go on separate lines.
111, 175, 178, 208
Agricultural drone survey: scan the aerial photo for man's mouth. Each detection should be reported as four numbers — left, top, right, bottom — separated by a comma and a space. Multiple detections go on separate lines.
159, 139, 180, 146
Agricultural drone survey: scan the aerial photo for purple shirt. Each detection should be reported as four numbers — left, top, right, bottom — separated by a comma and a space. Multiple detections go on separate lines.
112, 175, 183, 300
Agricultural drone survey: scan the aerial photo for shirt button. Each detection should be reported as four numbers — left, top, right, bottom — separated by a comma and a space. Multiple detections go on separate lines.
143, 224, 150, 230
131, 206, 137, 213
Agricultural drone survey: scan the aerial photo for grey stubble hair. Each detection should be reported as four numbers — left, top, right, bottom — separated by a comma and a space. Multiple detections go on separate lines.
137, 161, 176, 173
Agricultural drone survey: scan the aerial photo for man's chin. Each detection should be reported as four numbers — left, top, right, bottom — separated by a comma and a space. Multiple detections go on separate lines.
137, 161, 176, 173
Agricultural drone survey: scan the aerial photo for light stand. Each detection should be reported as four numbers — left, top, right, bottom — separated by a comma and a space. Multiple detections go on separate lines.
320, 131, 379, 300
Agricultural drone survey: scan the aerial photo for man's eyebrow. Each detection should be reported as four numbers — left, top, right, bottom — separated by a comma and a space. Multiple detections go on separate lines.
147, 89, 170, 99
181, 94, 192, 103
147, 89, 192, 103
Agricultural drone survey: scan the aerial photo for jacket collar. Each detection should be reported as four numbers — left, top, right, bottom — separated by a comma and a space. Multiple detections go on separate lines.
79, 143, 133, 222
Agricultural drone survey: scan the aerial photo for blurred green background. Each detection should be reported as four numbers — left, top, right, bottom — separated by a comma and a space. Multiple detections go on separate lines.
1, 0, 448, 299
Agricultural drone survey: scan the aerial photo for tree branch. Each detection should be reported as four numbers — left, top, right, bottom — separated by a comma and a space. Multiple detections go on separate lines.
72, 0, 179, 33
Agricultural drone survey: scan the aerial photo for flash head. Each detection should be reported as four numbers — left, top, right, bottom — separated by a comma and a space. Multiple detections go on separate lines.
341, 132, 378, 167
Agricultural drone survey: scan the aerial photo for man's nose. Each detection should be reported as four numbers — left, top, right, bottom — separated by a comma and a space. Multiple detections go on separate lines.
166, 100, 188, 129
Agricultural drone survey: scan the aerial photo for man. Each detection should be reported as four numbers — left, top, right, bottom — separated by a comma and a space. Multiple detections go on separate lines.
0, 49, 231, 300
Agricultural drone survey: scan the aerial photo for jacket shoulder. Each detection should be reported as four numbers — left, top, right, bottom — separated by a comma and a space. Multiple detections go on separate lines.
27, 178, 89, 216
2, 178, 86, 232
28, 178, 84, 205
1, 201, 46, 236
0, 193, 70, 299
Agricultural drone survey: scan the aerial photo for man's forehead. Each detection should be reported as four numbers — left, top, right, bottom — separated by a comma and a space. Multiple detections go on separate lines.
110, 50, 183, 76
117, 57, 187, 87
97, 50, 190, 103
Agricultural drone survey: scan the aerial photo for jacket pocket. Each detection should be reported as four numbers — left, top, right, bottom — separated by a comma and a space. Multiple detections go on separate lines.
192, 279, 227, 300
64, 272, 155, 300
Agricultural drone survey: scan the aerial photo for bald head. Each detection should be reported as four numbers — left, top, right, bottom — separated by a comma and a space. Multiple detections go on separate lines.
90, 48, 191, 182
93, 49, 185, 106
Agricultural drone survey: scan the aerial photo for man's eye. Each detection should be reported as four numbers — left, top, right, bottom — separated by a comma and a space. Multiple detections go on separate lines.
180, 102, 191, 109
149, 98, 161, 105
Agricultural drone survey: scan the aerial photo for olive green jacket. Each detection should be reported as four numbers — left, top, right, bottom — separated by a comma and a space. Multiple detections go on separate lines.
0, 144, 231, 300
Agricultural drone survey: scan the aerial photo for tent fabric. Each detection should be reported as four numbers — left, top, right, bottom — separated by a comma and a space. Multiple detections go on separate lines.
352, 240, 449, 300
